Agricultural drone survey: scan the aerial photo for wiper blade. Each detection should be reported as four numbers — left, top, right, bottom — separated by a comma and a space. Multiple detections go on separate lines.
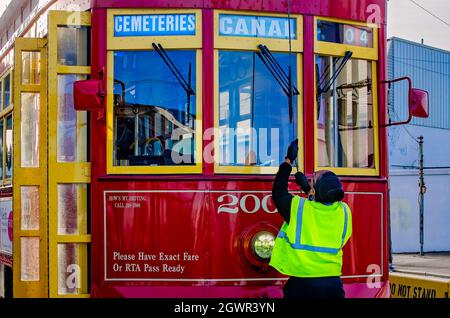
152, 43, 195, 126
255, 51, 290, 96
318, 51, 353, 95
152, 43, 195, 95
257, 44, 299, 123
257, 44, 300, 96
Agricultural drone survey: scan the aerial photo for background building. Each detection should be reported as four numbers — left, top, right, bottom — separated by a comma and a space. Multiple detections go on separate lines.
388, 37, 450, 253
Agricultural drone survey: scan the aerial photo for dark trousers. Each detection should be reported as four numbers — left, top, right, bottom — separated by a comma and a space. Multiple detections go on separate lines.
283, 276, 345, 299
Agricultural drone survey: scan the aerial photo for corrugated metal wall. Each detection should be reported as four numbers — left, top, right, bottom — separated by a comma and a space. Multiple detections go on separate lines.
388, 37, 450, 253
387, 37, 450, 129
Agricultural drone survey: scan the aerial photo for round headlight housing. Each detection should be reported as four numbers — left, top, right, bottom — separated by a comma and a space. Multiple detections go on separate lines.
251, 231, 276, 260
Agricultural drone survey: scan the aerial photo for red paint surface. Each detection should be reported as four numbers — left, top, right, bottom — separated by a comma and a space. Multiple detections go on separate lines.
88, 0, 390, 298
91, 0, 387, 25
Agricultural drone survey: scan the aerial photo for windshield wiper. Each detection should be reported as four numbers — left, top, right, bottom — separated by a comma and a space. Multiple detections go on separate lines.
318, 51, 353, 96
152, 43, 195, 127
256, 44, 299, 123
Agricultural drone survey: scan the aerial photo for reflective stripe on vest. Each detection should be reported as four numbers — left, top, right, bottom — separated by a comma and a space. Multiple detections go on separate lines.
277, 198, 348, 255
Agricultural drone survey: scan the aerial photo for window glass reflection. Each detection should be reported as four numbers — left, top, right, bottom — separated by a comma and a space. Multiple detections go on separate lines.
6, 115, 12, 178
113, 50, 197, 166
218, 50, 297, 167
316, 56, 374, 168
4, 74, 10, 107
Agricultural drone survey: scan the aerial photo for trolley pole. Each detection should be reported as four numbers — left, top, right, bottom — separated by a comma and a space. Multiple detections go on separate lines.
418, 136, 426, 256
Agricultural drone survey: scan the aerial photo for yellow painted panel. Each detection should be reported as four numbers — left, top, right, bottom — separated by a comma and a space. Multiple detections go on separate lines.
13, 37, 48, 298
389, 273, 449, 298
56, 66, 91, 75
56, 235, 91, 243
48, 10, 92, 298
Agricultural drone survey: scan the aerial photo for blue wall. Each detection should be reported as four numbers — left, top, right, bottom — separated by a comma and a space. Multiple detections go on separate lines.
387, 37, 450, 129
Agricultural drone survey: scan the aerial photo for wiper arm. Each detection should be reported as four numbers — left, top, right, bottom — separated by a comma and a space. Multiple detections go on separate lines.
257, 44, 300, 96
255, 51, 290, 96
152, 43, 195, 126
256, 44, 299, 123
318, 51, 353, 95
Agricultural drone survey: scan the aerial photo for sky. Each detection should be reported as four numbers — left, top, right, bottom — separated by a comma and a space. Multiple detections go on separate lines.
387, 0, 450, 51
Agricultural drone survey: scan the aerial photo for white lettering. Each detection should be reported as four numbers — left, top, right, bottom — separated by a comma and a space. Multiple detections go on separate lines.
166, 15, 174, 31
366, 264, 382, 289
220, 17, 233, 34
251, 19, 266, 36
366, 4, 382, 25
180, 15, 187, 31
123, 16, 131, 32
235, 18, 249, 35
268, 20, 282, 37
158, 15, 165, 31
131, 15, 142, 32
115, 16, 123, 33
143, 15, 150, 32
187, 15, 196, 31
150, 15, 158, 31
175, 14, 179, 30
66, 264, 81, 289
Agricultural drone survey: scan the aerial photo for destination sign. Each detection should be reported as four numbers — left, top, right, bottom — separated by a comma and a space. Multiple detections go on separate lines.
219, 14, 296, 39
114, 14, 196, 37
317, 20, 373, 48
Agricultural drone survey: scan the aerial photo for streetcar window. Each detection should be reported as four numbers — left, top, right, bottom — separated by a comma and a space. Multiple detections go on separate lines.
21, 93, 40, 168
57, 74, 88, 162
113, 50, 196, 166
218, 51, 297, 167
0, 120, 3, 179
5, 115, 12, 178
0, 80, 2, 110
4, 73, 10, 107
57, 26, 90, 66
21, 51, 40, 85
316, 56, 374, 169
317, 20, 373, 48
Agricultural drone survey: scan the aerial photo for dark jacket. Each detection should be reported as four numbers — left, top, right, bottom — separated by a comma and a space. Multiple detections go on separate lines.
271, 162, 294, 224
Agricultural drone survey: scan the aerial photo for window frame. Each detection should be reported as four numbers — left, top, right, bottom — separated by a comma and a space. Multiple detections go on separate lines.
0, 68, 14, 186
106, 9, 203, 175
213, 10, 304, 174
314, 16, 380, 176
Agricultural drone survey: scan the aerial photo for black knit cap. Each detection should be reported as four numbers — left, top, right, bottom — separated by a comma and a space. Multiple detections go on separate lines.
314, 170, 345, 204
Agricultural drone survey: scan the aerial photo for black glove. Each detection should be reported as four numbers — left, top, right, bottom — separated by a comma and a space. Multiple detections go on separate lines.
285, 139, 298, 162
295, 172, 311, 194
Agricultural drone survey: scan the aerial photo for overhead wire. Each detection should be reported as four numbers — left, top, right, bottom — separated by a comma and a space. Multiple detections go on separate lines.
409, 0, 450, 27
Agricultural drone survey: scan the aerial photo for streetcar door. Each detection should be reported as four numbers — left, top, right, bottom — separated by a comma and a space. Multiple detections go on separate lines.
47, 11, 91, 298
12, 10, 92, 298
13, 37, 48, 297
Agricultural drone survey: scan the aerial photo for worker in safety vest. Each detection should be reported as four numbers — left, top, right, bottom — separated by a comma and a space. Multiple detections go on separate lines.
270, 140, 352, 298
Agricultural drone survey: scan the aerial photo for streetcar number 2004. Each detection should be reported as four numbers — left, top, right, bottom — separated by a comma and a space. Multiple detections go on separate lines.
217, 194, 278, 214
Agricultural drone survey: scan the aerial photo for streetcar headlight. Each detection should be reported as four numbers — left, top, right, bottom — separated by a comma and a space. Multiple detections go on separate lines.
251, 231, 276, 259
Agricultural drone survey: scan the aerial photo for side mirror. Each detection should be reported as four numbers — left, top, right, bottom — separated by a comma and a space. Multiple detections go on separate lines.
382, 77, 430, 127
410, 88, 429, 118
73, 79, 105, 111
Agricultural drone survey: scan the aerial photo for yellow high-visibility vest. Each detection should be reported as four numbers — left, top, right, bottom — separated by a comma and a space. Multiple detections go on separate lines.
270, 196, 352, 277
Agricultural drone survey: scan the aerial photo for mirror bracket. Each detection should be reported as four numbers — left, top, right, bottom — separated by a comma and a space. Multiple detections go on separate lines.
381, 77, 429, 127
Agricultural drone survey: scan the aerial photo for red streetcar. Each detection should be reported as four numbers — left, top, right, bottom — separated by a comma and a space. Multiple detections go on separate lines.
1, 0, 429, 298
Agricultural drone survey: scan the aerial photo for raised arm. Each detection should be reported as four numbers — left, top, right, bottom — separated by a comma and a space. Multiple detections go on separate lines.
272, 159, 294, 224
